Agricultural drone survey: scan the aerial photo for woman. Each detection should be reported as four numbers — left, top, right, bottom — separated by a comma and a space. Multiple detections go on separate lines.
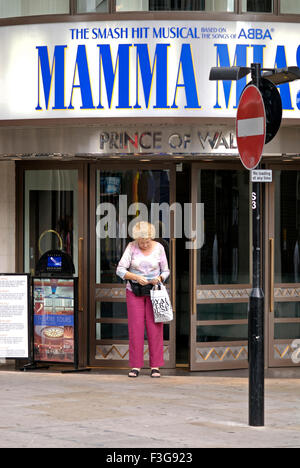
116, 221, 170, 378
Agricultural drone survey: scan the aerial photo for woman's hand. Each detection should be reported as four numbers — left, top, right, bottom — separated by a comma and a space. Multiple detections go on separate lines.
149, 276, 162, 285
136, 275, 149, 286
124, 272, 149, 285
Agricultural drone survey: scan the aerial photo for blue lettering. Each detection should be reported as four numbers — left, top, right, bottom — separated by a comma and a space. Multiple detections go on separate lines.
69, 45, 95, 109
252, 44, 265, 65
35, 42, 206, 112
97, 44, 131, 109
134, 44, 170, 109
274, 45, 293, 110
36, 45, 67, 110
213, 44, 248, 109
91, 27, 128, 39
171, 44, 201, 109
264, 29, 272, 40
297, 45, 300, 69
238, 28, 272, 40
238, 28, 247, 40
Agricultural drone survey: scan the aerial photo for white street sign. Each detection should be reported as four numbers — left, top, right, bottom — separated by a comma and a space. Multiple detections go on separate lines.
251, 170, 272, 183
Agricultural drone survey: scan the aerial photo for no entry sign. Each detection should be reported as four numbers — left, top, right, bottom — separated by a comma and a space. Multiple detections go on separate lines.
236, 85, 266, 170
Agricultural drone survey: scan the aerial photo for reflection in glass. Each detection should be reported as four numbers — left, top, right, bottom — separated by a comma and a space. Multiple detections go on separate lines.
274, 323, 300, 340
96, 323, 129, 340
280, 0, 300, 14
197, 170, 249, 285
275, 171, 300, 283
96, 170, 170, 284
24, 170, 78, 275
197, 303, 248, 321
117, 0, 149, 11
241, 0, 272, 12
0, 0, 69, 18
96, 322, 169, 341
147, 0, 233, 11
196, 324, 248, 342
96, 302, 127, 319
274, 302, 300, 319
77, 0, 108, 13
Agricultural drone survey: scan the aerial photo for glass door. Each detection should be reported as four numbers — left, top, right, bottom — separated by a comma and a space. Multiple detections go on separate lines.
267, 166, 300, 367
190, 164, 250, 371
89, 163, 176, 368
23, 169, 79, 275
18, 163, 88, 367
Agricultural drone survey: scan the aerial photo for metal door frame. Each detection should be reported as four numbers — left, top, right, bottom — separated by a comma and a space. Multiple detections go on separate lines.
89, 161, 177, 368
16, 161, 89, 367
265, 162, 300, 368
190, 162, 250, 371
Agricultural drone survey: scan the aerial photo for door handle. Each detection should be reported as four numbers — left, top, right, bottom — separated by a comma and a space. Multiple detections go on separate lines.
78, 237, 84, 313
38, 229, 63, 256
171, 238, 176, 313
193, 239, 197, 315
269, 238, 274, 313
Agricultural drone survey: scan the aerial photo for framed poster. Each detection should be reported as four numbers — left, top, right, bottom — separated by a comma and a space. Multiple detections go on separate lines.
0, 274, 30, 359
32, 277, 78, 364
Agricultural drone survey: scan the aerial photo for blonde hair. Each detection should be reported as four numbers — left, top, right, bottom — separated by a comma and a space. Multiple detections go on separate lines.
132, 221, 156, 240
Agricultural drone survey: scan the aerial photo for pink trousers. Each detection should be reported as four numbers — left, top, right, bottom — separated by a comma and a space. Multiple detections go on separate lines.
126, 289, 164, 369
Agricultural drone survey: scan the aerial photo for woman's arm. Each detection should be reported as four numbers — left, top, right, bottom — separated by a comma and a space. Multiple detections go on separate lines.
149, 244, 170, 285
116, 243, 132, 280
116, 243, 149, 285
159, 244, 170, 282
124, 271, 149, 285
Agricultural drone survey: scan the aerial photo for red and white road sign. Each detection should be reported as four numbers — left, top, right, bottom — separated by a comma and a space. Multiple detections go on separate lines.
236, 84, 266, 170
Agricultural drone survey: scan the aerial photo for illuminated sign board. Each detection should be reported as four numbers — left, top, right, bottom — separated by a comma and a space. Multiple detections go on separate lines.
0, 20, 300, 120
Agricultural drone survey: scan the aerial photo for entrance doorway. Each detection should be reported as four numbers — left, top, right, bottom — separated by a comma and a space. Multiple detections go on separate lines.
17, 160, 300, 371
17, 162, 88, 366
89, 162, 176, 368
175, 163, 191, 366
266, 165, 300, 368
18, 160, 258, 371
189, 164, 250, 371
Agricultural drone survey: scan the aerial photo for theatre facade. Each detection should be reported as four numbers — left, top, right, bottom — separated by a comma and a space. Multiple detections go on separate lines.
1, 1, 300, 371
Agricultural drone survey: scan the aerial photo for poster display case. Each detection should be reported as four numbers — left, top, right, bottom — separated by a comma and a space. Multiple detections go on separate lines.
32, 277, 78, 365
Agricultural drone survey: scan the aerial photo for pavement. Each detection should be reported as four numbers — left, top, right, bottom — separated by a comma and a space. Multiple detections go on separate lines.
0, 366, 299, 449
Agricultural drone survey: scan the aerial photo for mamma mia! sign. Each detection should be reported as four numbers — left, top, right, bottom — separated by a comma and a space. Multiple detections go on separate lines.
1, 20, 300, 120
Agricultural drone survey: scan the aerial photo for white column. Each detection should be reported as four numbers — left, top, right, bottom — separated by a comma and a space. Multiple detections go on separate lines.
0, 162, 16, 274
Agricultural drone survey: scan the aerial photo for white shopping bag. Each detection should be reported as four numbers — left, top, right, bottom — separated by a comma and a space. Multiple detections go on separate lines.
150, 283, 173, 323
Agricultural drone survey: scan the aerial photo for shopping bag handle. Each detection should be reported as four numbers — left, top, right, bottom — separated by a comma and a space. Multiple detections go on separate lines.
153, 282, 164, 291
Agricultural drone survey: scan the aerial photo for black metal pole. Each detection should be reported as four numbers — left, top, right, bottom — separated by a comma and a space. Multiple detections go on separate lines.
248, 63, 265, 427
249, 178, 265, 426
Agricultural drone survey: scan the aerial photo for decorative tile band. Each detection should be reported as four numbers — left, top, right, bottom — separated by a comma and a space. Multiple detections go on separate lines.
96, 288, 126, 300
274, 288, 300, 299
96, 286, 300, 301
96, 286, 170, 301
273, 344, 294, 360
96, 344, 129, 360
197, 289, 251, 301
95, 344, 170, 361
196, 345, 248, 363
